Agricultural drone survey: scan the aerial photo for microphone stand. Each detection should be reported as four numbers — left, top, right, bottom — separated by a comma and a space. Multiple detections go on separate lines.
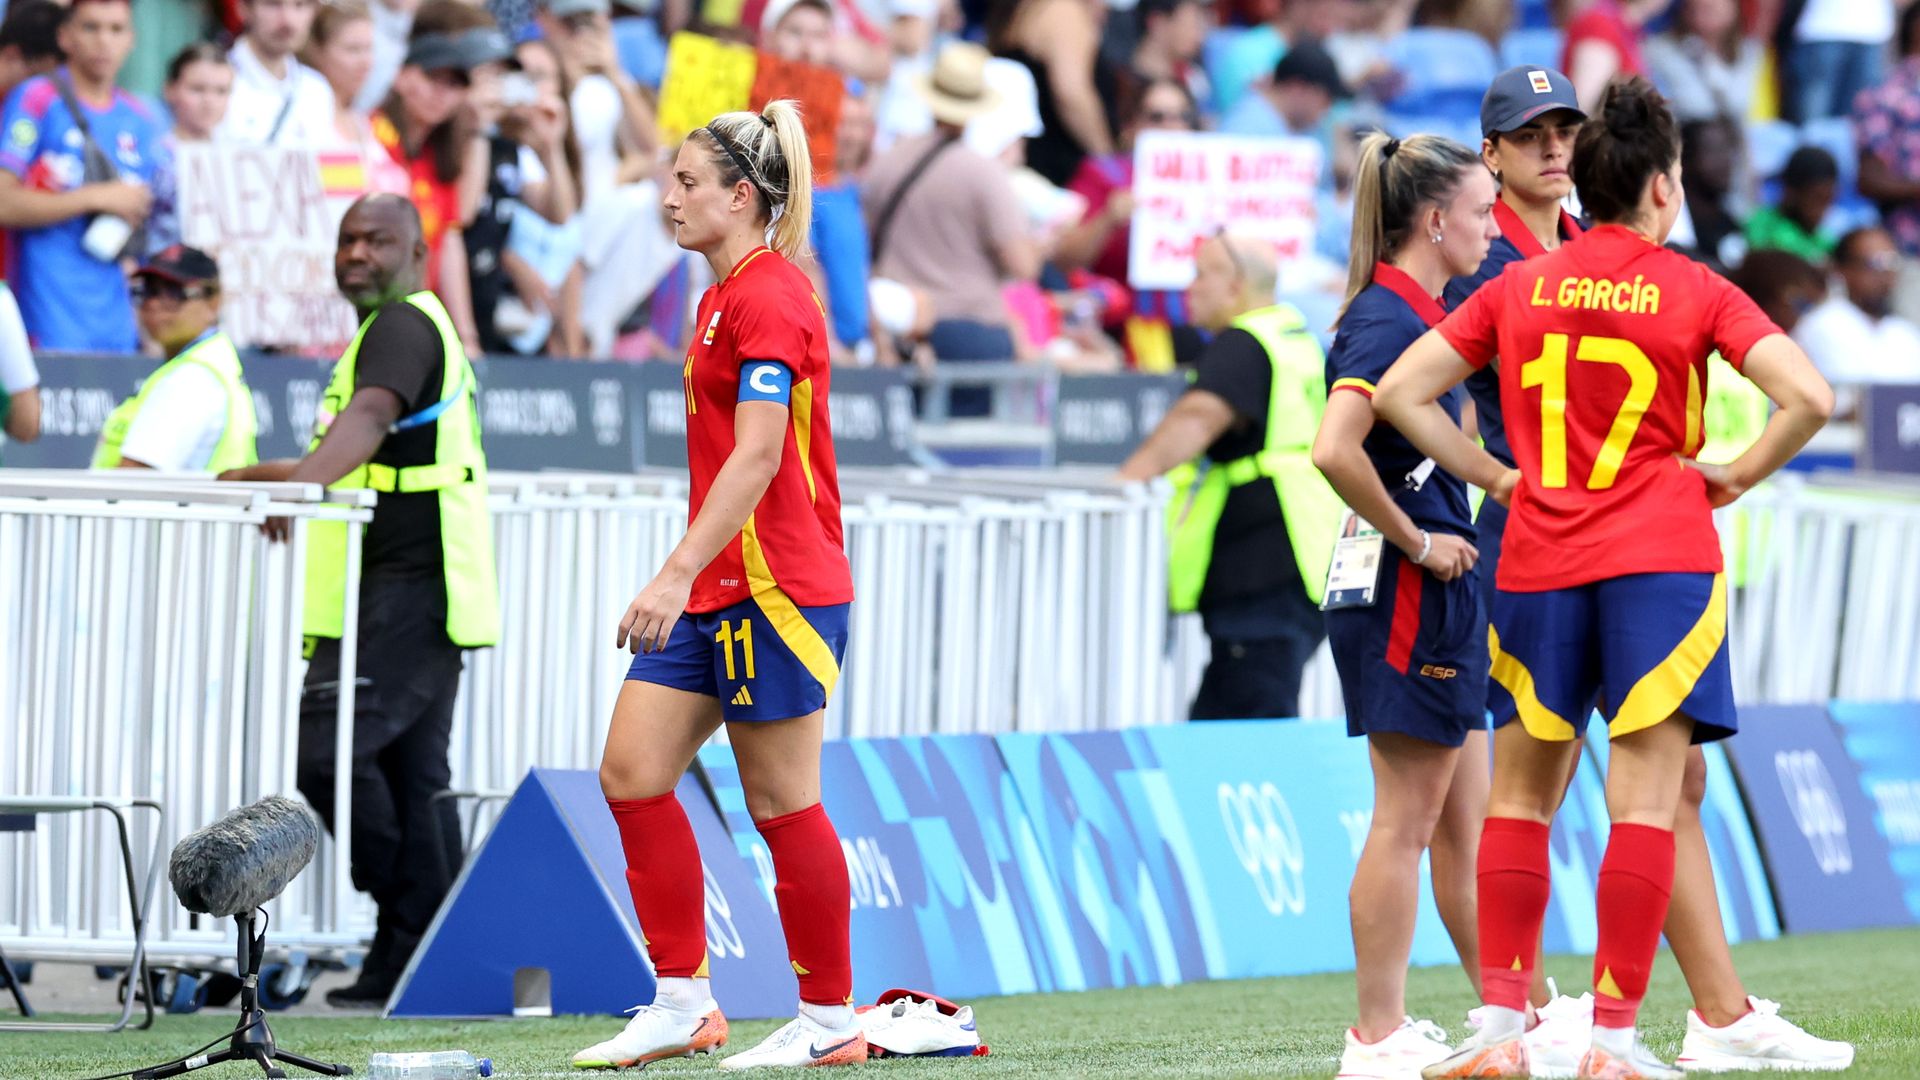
132, 913, 351, 1079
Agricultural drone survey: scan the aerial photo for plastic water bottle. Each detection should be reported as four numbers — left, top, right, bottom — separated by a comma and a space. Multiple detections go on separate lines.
365, 1050, 493, 1078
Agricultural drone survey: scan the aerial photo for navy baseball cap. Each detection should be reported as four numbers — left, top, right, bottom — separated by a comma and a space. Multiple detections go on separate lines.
136, 244, 219, 285
1481, 65, 1584, 137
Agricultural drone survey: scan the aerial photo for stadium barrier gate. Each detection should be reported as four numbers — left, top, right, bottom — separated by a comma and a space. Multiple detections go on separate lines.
2, 470, 1916, 983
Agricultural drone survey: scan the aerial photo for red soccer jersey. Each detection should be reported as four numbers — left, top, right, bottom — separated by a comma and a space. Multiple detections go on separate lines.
684, 246, 853, 613
1437, 225, 1781, 592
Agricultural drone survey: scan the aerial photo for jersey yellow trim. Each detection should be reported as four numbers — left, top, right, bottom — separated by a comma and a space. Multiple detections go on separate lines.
729, 246, 773, 279
791, 377, 817, 503
1330, 377, 1376, 398
1489, 624, 1578, 741
739, 516, 841, 701
1610, 573, 1727, 738
1684, 365, 1704, 458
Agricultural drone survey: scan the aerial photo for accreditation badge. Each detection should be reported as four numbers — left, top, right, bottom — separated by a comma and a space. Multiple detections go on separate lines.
1320, 508, 1384, 610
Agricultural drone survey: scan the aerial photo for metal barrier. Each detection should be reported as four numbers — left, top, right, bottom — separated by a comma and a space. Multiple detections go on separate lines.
5, 466, 1916, 984
0, 474, 372, 971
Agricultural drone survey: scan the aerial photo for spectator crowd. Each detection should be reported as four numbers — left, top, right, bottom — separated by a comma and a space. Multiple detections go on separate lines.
0, 0, 1917, 407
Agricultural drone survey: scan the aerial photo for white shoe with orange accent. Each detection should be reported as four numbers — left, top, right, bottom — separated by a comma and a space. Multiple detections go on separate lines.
571, 1001, 728, 1069
1578, 1036, 1682, 1080
1337, 1017, 1452, 1078
719, 1014, 867, 1069
1675, 997, 1854, 1072
1527, 987, 1595, 1079
1421, 1030, 1531, 1079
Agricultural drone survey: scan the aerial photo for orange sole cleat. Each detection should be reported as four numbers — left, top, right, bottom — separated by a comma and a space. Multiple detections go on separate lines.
1422, 1036, 1531, 1079
805, 1031, 868, 1067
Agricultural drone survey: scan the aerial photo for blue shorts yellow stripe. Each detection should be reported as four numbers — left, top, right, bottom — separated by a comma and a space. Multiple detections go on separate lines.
1326, 547, 1489, 747
1487, 572, 1735, 743
625, 589, 849, 722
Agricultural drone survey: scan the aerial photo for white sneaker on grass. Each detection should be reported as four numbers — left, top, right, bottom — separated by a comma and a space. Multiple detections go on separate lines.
1675, 997, 1854, 1072
719, 1012, 867, 1069
571, 1000, 728, 1069
1338, 1016, 1452, 1078
1528, 984, 1595, 1079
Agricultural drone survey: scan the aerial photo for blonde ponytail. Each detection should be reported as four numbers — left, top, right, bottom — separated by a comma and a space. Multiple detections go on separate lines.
1335, 132, 1483, 327
694, 98, 815, 261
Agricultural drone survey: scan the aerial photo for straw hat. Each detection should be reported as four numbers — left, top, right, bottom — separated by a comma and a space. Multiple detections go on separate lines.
913, 42, 1004, 126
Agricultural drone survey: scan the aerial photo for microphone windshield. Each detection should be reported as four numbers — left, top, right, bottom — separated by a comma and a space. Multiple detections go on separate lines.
168, 796, 322, 917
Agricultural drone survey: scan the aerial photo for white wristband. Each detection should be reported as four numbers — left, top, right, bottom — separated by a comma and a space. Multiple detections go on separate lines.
1411, 529, 1432, 565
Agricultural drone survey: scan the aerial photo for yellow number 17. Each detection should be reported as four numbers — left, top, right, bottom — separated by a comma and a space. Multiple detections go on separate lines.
1519, 332, 1658, 490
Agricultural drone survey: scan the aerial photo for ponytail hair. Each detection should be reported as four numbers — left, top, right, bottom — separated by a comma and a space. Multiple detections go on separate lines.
1572, 76, 1680, 226
1337, 131, 1482, 327
692, 98, 815, 260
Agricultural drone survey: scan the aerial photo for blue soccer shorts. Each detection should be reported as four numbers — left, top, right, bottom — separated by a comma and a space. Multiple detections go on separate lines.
626, 588, 849, 722
1326, 551, 1489, 748
1488, 571, 1735, 744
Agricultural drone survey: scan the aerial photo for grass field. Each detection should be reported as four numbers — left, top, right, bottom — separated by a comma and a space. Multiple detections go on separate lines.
5, 928, 1918, 1079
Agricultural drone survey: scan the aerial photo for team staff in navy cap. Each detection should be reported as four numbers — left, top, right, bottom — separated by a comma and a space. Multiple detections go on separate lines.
1435, 66, 1856, 1078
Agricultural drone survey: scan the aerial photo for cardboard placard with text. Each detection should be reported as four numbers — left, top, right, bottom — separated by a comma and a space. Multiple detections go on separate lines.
177, 142, 358, 354
1126, 131, 1322, 291
749, 52, 843, 184
657, 32, 758, 143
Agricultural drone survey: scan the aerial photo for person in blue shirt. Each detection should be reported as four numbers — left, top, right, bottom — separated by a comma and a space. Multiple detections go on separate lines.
0, 0, 161, 353
1308, 130, 1502, 1080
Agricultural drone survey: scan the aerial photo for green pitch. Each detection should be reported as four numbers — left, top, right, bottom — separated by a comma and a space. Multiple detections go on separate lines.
5, 928, 1918, 1079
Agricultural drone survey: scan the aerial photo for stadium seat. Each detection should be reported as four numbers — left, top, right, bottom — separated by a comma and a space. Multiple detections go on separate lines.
1745, 119, 1800, 181
1800, 117, 1860, 191
1515, 0, 1555, 30
1500, 27, 1565, 70
1381, 28, 1500, 130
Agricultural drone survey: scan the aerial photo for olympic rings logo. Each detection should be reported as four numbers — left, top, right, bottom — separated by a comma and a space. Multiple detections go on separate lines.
1774, 750, 1852, 876
702, 859, 747, 959
1217, 782, 1306, 916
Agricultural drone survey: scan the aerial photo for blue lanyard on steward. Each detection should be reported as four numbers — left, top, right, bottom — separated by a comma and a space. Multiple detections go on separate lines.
389, 367, 471, 433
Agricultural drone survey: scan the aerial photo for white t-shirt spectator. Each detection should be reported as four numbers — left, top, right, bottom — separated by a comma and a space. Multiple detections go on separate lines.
1793, 297, 1920, 384
115, 362, 232, 471
0, 284, 38, 400
1794, 0, 1893, 44
354, 0, 414, 114
571, 74, 625, 206
219, 38, 337, 145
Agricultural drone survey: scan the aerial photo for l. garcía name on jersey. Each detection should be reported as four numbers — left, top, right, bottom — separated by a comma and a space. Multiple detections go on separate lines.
1529, 273, 1663, 315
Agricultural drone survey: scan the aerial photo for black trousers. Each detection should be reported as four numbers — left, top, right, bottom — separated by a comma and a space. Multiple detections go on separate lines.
297, 574, 465, 977
1190, 586, 1326, 722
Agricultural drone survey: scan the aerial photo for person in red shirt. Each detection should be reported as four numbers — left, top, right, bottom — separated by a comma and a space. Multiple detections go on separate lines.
1375, 78, 1833, 1080
572, 99, 864, 1074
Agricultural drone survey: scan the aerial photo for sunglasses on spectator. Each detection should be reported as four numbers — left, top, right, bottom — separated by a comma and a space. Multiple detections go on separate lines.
132, 281, 216, 303
1143, 108, 1197, 126
1852, 251, 1901, 272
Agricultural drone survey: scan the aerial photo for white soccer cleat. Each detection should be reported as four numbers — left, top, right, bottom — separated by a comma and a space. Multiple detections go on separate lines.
1422, 1029, 1531, 1079
570, 1001, 728, 1070
1577, 1034, 1682, 1080
1528, 986, 1595, 1079
1338, 1016, 1453, 1078
719, 1013, 867, 1069
859, 995, 982, 1057
1675, 996, 1855, 1072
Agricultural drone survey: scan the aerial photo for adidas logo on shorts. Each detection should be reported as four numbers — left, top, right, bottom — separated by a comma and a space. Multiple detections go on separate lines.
731, 686, 754, 706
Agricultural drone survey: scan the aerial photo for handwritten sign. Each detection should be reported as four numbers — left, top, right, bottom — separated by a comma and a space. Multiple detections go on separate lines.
750, 52, 843, 184
1127, 131, 1322, 291
177, 142, 357, 354
657, 32, 758, 142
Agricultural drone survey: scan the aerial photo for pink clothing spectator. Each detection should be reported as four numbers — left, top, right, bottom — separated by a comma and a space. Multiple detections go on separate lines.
1854, 57, 1920, 257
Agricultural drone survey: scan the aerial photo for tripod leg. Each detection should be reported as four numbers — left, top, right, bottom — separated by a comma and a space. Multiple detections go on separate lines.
272, 1048, 355, 1076
131, 1047, 243, 1079
249, 1044, 288, 1079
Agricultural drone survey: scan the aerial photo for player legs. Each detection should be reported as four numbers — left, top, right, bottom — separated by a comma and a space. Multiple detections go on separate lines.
1340, 732, 1465, 1078
720, 709, 866, 1069
1431, 728, 1488, 998
575, 680, 729, 1070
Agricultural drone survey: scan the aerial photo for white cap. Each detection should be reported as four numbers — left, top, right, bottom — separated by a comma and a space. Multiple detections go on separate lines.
890, 0, 938, 19
963, 57, 1043, 158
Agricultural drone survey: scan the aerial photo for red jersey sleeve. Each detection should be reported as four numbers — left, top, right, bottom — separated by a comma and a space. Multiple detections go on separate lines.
1435, 274, 1503, 369
729, 285, 812, 368
1701, 269, 1781, 372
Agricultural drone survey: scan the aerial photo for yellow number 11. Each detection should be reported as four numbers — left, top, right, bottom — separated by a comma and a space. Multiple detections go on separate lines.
716, 619, 756, 680
1519, 332, 1659, 490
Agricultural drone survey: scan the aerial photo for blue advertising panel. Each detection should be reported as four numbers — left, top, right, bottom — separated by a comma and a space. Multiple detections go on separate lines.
1137, 719, 1458, 977
1717, 706, 1911, 932
992, 730, 1220, 989
698, 737, 1075, 1002
1828, 702, 1920, 922
390, 769, 794, 1019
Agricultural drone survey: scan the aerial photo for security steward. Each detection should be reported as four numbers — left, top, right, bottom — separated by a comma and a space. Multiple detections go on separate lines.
93, 245, 257, 473
221, 194, 498, 1007
1119, 230, 1342, 719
